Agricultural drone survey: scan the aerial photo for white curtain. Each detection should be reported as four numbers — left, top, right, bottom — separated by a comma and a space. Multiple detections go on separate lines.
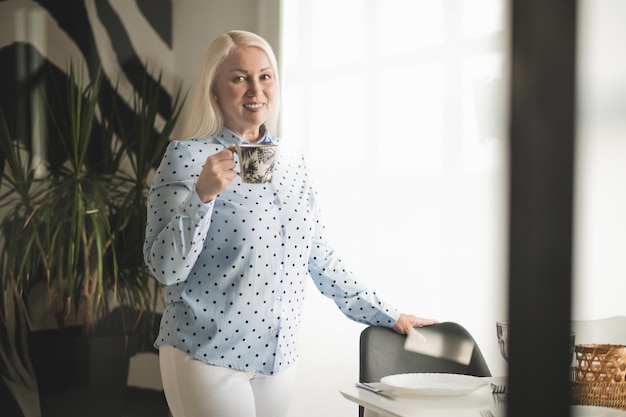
280, 0, 508, 298
280, 1, 510, 416
281, 0, 507, 326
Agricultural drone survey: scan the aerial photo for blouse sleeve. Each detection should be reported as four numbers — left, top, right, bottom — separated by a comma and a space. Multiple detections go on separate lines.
306, 177, 400, 328
143, 141, 215, 286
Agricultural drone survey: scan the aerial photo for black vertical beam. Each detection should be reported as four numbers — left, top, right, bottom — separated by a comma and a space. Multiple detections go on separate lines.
508, 1, 577, 417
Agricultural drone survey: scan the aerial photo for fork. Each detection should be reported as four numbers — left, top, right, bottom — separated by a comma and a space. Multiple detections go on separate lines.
480, 410, 495, 417
491, 383, 506, 394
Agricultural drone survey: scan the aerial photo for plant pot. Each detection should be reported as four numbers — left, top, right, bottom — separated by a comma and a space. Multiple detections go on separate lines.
0, 377, 24, 417
28, 327, 138, 417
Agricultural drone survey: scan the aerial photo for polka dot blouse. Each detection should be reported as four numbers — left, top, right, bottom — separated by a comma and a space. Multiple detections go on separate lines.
143, 127, 400, 375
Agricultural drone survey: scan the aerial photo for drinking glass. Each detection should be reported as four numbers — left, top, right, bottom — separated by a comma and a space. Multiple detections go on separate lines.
496, 321, 575, 363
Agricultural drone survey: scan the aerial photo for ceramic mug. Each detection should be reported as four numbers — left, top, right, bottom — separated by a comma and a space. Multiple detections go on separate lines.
233, 144, 279, 184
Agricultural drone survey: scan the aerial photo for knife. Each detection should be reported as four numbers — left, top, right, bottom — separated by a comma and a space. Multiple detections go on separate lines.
355, 382, 397, 399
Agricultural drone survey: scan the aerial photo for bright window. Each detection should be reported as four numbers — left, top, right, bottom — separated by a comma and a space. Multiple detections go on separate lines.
280, 0, 508, 294
280, 4, 510, 408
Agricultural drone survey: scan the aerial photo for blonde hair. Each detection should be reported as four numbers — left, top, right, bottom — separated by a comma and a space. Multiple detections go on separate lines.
179, 30, 280, 140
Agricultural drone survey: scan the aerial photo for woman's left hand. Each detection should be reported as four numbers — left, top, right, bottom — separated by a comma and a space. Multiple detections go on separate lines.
392, 313, 439, 334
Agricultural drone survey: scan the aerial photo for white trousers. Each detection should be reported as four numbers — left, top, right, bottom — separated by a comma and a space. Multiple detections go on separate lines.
159, 345, 297, 417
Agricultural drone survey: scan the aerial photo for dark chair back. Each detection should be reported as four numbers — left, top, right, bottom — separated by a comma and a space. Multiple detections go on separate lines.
360, 321, 491, 383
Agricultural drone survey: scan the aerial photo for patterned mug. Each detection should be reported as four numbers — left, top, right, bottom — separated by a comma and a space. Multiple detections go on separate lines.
234, 144, 279, 184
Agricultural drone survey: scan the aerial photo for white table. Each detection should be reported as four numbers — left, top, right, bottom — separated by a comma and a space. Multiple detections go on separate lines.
339, 377, 626, 417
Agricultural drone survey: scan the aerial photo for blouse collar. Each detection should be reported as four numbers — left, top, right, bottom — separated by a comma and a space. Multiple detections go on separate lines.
214, 125, 275, 148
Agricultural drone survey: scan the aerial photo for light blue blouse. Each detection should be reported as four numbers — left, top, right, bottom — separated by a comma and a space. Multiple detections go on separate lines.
143, 127, 400, 375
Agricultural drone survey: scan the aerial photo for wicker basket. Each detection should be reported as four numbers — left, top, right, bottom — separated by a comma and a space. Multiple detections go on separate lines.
572, 344, 626, 409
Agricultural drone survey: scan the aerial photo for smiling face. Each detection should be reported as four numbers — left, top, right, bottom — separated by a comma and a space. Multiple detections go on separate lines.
213, 46, 277, 142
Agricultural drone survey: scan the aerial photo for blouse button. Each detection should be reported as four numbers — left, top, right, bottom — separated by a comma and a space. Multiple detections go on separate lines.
279, 264, 284, 270
273, 198, 281, 205
278, 229, 286, 237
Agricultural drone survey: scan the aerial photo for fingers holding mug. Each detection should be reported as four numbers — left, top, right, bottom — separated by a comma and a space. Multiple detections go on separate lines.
196, 148, 237, 202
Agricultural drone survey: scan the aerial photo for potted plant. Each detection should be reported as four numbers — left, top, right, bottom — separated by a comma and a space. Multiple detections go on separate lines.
0, 63, 183, 417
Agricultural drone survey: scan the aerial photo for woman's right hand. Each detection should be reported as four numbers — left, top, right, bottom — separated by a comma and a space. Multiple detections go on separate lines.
392, 314, 439, 335
196, 146, 237, 203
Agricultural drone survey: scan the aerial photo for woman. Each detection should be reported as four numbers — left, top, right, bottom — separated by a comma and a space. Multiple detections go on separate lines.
143, 30, 437, 417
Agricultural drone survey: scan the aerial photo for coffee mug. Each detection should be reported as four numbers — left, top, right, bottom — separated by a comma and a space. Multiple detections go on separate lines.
234, 144, 279, 184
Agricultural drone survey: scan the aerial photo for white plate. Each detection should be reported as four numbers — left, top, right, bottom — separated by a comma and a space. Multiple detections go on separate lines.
380, 373, 489, 397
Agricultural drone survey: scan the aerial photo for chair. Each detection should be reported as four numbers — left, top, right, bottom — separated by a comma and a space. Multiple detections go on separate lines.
358, 322, 491, 417
360, 321, 492, 383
